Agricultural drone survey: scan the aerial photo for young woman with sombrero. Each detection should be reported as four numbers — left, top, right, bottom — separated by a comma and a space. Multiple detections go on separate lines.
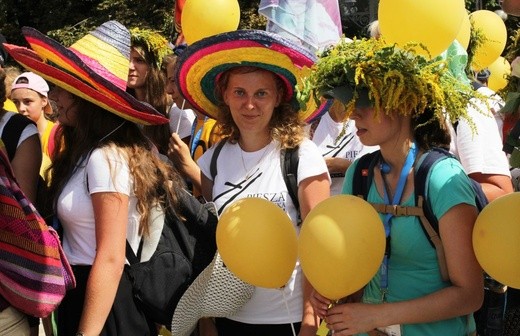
173, 29, 330, 336
4, 21, 186, 335
303, 38, 484, 335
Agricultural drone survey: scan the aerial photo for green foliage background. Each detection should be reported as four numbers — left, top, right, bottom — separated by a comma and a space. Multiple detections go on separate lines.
0, 0, 518, 56
0, 0, 266, 48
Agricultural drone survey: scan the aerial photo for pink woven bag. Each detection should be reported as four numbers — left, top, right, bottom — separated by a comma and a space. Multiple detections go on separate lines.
0, 144, 75, 317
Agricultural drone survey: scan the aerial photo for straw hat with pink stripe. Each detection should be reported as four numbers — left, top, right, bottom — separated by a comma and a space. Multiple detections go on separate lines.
175, 29, 331, 123
3, 21, 168, 125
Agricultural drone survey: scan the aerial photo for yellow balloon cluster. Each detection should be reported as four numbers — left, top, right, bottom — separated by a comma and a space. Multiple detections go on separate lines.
473, 193, 520, 289
216, 196, 386, 297
298, 195, 385, 300
182, 0, 240, 45
216, 198, 298, 289
378, 0, 466, 58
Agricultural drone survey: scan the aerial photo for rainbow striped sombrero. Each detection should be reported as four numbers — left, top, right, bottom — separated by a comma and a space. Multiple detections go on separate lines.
175, 30, 329, 122
3, 21, 168, 125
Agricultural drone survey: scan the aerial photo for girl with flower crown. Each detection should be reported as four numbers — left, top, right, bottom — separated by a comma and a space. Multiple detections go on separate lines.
127, 28, 173, 158
303, 38, 484, 336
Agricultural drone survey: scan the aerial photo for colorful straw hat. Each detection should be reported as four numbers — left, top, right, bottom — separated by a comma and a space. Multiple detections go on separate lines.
175, 29, 329, 122
3, 21, 168, 125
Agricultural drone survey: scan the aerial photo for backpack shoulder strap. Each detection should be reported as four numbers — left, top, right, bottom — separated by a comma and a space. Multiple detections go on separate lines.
281, 146, 299, 216
351, 150, 380, 199
414, 147, 452, 236
209, 138, 227, 181
414, 147, 451, 281
1, 113, 34, 161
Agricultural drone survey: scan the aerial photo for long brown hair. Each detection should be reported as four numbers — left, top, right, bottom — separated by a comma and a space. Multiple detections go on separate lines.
46, 97, 184, 235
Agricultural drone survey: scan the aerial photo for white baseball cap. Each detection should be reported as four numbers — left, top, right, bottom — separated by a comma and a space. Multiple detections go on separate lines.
12, 72, 50, 97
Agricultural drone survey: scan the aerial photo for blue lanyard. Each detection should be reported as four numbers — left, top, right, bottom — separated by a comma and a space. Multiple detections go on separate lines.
190, 117, 207, 157
379, 142, 417, 300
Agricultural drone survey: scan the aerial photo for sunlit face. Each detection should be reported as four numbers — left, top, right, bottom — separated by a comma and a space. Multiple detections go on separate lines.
127, 48, 149, 90
223, 69, 282, 135
10, 88, 48, 123
49, 86, 78, 126
350, 107, 404, 147
165, 61, 184, 108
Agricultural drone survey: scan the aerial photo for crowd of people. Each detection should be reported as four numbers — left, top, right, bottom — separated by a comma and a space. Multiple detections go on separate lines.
0, 3, 519, 336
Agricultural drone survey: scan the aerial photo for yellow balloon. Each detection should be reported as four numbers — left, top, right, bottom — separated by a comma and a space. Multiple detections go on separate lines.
378, 0, 465, 58
456, 12, 471, 50
298, 195, 385, 300
216, 197, 298, 289
487, 57, 511, 92
182, 0, 240, 45
473, 193, 520, 289
470, 10, 508, 71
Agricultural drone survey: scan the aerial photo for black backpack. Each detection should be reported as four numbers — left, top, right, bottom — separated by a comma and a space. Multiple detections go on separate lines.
1, 113, 34, 161
209, 138, 301, 222
1, 113, 49, 219
124, 189, 218, 327
352, 147, 488, 281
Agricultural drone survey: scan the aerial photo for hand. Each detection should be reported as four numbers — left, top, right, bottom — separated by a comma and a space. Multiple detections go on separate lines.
168, 133, 194, 173
325, 302, 380, 335
310, 289, 332, 319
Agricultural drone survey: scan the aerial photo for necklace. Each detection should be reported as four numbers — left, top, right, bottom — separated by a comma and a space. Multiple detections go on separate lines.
240, 142, 271, 180
333, 119, 350, 145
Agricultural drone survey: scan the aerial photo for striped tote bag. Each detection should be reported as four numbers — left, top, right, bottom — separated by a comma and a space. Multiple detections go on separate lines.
0, 141, 75, 317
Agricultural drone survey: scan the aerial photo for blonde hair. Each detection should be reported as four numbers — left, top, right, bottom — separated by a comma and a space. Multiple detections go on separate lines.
3, 65, 21, 98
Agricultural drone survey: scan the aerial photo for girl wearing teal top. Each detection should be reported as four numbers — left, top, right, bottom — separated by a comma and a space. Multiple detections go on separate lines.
303, 39, 484, 336
341, 154, 478, 335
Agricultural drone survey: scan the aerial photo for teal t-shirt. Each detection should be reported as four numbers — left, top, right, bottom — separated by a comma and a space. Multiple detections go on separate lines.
342, 153, 477, 336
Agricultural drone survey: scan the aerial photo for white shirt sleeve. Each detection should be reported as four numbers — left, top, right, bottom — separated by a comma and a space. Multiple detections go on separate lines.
86, 147, 133, 195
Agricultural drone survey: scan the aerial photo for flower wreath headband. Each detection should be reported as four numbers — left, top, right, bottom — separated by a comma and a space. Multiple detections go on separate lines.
297, 38, 482, 127
130, 28, 172, 69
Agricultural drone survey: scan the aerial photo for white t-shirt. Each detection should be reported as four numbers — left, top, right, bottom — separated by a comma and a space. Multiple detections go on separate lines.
0, 111, 39, 148
449, 96, 510, 177
169, 105, 196, 140
308, 113, 378, 195
198, 138, 329, 324
57, 147, 142, 265
476, 86, 505, 138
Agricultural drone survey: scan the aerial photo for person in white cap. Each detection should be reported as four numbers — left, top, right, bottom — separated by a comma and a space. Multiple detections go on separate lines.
10, 72, 55, 174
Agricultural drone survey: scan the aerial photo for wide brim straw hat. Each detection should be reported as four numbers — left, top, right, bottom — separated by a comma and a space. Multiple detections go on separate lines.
171, 252, 254, 336
3, 21, 168, 125
175, 29, 330, 122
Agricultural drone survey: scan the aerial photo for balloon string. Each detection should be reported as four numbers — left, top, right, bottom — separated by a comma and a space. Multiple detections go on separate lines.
281, 288, 297, 336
